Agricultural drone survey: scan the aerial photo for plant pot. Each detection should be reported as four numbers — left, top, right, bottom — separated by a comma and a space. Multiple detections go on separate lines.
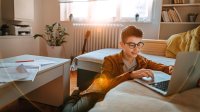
46, 45, 62, 58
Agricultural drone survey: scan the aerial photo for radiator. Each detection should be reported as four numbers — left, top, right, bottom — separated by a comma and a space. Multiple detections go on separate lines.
72, 23, 123, 56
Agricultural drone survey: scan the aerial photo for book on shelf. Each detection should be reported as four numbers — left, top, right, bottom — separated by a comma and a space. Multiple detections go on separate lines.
168, 9, 176, 22
173, 0, 185, 4
173, 7, 182, 22
167, 10, 173, 22
161, 8, 182, 22
162, 10, 170, 22
161, 11, 166, 22
173, 10, 180, 22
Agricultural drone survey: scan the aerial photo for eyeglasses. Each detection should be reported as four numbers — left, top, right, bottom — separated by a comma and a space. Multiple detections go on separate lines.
124, 42, 144, 49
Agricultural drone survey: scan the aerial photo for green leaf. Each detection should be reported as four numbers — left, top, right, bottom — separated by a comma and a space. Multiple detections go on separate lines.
34, 22, 69, 46
33, 34, 43, 39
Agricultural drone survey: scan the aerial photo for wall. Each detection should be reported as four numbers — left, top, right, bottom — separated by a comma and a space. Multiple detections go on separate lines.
39, 0, 60, 57
0, 36, 39, 58
0, 0, 43, 58
40, 0, 74, 58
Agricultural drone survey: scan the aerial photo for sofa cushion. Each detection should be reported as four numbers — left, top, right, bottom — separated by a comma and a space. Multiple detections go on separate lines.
90, 81, 200, 112
76, 48, 121, 64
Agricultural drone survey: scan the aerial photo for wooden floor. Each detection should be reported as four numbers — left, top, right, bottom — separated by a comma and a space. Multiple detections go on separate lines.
70, 71, 78, 95
0, 71, 77, 112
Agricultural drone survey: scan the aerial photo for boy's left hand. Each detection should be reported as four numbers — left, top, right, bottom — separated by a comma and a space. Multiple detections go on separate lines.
168, 66, 173, 75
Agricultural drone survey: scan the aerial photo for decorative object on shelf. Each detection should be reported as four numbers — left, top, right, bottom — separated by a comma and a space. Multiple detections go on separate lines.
34, 22, 69, 57
69, 13, 73, 21
188, 13, 198, 22
135, 13, 139, 22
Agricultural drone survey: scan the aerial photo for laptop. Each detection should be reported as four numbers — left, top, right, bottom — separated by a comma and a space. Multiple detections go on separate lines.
134, 52, 200, 96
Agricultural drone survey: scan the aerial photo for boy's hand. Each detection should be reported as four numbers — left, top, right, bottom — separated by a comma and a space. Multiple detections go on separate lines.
168, 66, 174, 75
130, 69, 154, 80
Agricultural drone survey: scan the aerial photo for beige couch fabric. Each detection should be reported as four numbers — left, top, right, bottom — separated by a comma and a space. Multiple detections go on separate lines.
90, 81, 200, 112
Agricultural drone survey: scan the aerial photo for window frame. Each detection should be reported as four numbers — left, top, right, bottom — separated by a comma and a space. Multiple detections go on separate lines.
59, 0, 154, 23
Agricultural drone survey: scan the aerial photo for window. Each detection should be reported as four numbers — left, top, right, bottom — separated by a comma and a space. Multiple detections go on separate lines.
60, 0, 153, 22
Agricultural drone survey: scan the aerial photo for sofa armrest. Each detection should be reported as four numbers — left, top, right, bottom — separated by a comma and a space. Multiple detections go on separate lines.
141, 39, 167, 56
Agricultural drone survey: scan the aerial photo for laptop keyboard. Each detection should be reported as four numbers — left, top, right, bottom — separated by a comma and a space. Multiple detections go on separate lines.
150, 80, 169, 92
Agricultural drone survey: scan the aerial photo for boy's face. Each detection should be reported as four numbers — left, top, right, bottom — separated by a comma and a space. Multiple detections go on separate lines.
120, 36, 143, 58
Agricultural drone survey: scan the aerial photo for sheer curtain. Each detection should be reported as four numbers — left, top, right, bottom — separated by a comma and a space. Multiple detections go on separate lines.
60, 0, 153, 22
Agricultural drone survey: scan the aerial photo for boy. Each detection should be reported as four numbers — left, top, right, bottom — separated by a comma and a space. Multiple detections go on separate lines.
62, 26, 173, 112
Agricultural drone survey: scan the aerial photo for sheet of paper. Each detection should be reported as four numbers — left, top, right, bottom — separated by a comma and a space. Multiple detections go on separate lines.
0, 59, 55, 82
0, 62, 41, 69
0, 59, 55, 67
0, 64, 30, 82
0, 63, 22, 68
19, 68, 39, 81
34, 59, 56, 66
0, 63, 40, 82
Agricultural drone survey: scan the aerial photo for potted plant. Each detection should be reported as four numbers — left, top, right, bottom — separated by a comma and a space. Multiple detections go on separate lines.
34, 22, 69, 57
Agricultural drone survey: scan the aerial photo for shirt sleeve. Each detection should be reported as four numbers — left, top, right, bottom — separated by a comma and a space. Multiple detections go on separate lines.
143, 57, 171, 74
101, 57, 114, 78
101, 57, 132, 92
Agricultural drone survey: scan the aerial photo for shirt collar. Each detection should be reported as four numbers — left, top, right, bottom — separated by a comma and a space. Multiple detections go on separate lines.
118, 50, 141, 65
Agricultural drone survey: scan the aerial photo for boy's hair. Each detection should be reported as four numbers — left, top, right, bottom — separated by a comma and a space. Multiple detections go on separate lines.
121, 26, 143, 43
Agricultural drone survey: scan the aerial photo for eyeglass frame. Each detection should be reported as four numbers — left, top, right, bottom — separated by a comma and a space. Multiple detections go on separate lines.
124, 41, 144, 49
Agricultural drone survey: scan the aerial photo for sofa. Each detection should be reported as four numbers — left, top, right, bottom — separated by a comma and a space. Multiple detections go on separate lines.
89, 80, 200, 112
74, 39, 200, 112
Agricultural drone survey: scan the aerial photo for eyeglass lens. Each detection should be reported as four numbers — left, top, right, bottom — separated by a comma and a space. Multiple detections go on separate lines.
126, 42, 144, 49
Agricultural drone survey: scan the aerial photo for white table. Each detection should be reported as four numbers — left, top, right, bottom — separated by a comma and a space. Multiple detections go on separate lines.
0, 55, 70, 109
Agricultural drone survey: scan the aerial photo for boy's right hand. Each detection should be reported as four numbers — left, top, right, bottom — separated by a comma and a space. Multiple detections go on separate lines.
130, 69, 154, 80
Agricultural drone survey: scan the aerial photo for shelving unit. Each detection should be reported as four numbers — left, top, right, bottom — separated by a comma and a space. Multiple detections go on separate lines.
161, 22, 200, 24
162, 3, 200, 6
1, 0, 34, 21
159, 0, 200, 39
